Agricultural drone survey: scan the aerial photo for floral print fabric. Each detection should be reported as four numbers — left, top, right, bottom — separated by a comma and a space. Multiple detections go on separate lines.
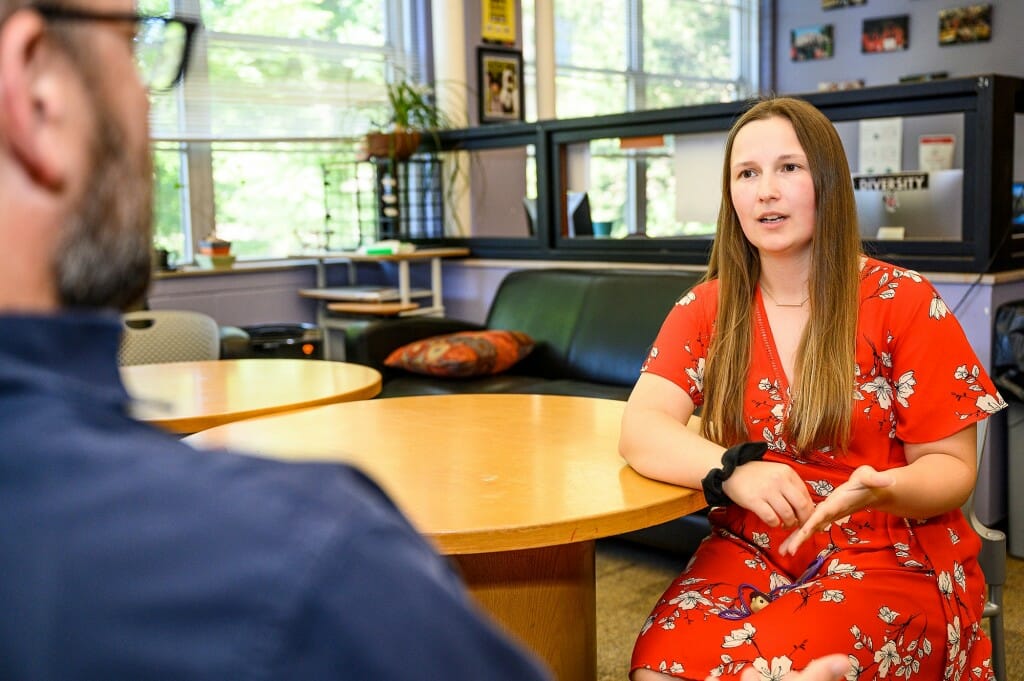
631, 258, 1006, 681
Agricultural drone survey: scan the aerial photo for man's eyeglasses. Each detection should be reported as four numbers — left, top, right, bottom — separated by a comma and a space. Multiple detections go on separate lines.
31, 4, 199, 91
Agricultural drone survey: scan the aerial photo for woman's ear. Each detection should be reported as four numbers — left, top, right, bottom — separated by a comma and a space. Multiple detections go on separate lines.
0, 9, 70, 190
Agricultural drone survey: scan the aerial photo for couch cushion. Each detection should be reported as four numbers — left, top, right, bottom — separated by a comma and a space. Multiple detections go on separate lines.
485, 270, 596, 379
484, 268, 702, 387
567, 270, 702, 386
383, 330, 535, 378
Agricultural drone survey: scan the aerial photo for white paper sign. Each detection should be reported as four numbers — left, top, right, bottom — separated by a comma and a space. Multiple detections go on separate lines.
859, 118, 903, 174
918, 135, 956, 172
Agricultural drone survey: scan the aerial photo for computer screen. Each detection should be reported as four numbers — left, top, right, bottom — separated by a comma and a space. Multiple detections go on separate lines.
567, 191, 593, 237
1013, 182, 1024, 227
853, 169, 963, 241
523, 197, 537, 236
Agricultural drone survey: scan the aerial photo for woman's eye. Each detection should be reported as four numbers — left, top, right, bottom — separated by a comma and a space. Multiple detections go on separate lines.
782, 163, 800, 172
738, 169, 756, 179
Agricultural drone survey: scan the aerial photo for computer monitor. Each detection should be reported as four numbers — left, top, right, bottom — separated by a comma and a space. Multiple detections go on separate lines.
853, 169, 963, 241
1012, 182, 1024, 227
567, 191, 593, 237
523, 197, 537, 236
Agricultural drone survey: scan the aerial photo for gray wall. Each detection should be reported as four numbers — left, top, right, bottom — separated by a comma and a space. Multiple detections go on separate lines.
774, 1, 1024, 195
775, 0, 1024, 94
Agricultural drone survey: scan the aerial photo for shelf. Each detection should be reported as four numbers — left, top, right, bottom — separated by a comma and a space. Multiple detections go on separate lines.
326, 301, 421, 316
299, 286, 432, 302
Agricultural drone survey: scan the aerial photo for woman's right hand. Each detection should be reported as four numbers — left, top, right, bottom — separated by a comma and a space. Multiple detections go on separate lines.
721, 460, 816, 528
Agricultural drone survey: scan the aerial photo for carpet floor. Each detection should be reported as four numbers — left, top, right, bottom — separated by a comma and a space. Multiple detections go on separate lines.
595, 539, 1024, 681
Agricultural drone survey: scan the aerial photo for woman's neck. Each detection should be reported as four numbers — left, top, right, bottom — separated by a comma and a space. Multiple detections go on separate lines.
758, 256, 810, 305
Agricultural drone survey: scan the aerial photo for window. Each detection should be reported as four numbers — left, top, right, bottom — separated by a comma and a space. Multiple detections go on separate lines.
523, 0, 758, 117
150, 0, 422, 262
522, 0, 759, 238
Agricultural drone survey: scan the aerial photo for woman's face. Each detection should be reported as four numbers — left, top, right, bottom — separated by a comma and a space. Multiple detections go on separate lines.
729, 116, 817, 260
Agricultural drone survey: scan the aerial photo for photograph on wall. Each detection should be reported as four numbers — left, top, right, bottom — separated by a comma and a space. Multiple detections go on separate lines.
862, 15, 909, 53
939, 4, 992, 45
478, 47, 524, 124
791, 24, 834, 61
823, 0, 866, 8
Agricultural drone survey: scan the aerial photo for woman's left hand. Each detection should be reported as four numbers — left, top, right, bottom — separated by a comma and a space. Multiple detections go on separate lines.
778, 465, 894, 555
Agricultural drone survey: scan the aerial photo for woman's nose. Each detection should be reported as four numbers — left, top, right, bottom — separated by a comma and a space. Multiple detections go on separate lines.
757, 175, 780, 201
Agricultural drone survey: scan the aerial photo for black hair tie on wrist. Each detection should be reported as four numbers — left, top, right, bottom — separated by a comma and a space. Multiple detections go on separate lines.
701, 441, 769, 507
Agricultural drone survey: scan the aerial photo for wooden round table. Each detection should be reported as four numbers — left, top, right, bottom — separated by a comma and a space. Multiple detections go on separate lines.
184, 393, 704, 681
122, 358, 382, 434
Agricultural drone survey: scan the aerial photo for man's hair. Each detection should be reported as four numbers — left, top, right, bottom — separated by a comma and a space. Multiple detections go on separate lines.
700, 96, 861, 454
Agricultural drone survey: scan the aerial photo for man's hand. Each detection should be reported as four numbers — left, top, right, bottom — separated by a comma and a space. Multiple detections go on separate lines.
779, 465, 894, 556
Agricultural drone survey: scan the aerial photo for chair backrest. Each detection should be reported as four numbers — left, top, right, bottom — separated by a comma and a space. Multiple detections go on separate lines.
965, 418, 1007, 681
118, 310, 221, 366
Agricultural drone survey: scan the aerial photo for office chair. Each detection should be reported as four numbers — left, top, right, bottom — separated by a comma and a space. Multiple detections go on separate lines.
118, 310, 221, 366
967, 419, 1006, 681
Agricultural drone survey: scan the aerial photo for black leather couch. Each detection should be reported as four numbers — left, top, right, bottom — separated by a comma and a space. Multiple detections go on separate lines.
344, 267, 710, 555
345, 267, 704, 399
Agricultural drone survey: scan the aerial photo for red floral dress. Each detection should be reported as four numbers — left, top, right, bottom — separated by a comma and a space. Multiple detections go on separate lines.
631, 258, 1007, 681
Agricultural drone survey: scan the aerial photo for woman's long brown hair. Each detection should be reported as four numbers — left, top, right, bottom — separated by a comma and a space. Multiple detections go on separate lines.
701, 97, 861, 454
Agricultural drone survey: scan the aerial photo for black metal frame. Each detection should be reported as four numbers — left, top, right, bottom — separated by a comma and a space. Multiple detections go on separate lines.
422, 73, 1024, 274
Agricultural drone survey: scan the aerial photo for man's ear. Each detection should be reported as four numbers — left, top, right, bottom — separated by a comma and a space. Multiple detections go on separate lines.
0, 9, 68, 190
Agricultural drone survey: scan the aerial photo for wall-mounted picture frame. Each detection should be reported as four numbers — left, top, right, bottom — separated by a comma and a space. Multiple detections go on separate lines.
862, 15, 909, 53
791, 24, 834, 61
939, 4, 992, 45
478, 47, 524, 124
823, 0, 866, 9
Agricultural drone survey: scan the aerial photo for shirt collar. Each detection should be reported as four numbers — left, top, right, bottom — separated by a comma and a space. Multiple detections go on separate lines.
0, 312, 129, 406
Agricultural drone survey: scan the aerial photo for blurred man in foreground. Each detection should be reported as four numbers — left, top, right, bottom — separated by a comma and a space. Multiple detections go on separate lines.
0, 2, 550, 678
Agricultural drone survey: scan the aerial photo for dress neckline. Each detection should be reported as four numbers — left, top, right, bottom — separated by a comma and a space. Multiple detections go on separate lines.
754, 289, 793, 394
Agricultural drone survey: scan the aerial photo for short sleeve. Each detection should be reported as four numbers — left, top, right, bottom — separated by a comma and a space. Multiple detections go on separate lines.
877, 271, 1007, 444
641, 281, 717, 405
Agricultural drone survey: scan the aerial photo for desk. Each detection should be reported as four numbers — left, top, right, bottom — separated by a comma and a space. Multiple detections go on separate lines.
122, 359, 382, 435
184, 394, 704, 681
293, 247, 469, 359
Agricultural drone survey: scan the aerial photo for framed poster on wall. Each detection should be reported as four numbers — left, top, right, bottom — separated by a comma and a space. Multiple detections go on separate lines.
862, 15, 909, 53
478, 47, 524, 124
481, 0, 516, 44
791, 24, 834, 61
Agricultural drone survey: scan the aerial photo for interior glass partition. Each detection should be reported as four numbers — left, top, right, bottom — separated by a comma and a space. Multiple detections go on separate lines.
433, 74, 1024, 273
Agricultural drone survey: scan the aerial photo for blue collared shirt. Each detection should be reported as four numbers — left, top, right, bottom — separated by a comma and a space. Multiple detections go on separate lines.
0, 313, 550, 680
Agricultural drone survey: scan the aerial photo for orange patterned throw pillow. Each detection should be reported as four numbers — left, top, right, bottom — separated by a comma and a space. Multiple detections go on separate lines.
383, 330, 535, 378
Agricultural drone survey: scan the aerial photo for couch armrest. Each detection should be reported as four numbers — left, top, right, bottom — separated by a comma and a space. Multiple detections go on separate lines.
345, 317, 486, 370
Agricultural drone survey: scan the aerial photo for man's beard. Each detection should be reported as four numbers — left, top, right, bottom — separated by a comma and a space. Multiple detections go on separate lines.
54, 89, 154, 311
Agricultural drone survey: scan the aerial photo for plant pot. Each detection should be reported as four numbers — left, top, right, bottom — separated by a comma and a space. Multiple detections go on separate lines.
361, 130, 422, 161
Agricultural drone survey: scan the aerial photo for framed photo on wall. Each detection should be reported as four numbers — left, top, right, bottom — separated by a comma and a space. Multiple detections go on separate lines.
791, 24, 834, 61
478, 47, 524, 124
939, 4, 992, 45
862, 15, 909, 53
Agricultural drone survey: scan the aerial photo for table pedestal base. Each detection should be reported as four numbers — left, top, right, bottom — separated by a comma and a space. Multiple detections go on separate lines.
454, 541, 596, 681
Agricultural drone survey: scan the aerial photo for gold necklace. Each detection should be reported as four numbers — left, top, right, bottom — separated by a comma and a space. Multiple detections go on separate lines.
760, 285, 809, 308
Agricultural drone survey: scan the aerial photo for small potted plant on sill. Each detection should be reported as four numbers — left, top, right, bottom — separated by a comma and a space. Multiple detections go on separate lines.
360, 79, 448, 162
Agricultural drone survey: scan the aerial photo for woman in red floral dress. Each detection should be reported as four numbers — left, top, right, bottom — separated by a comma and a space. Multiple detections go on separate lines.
620, 97, 1006, 681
